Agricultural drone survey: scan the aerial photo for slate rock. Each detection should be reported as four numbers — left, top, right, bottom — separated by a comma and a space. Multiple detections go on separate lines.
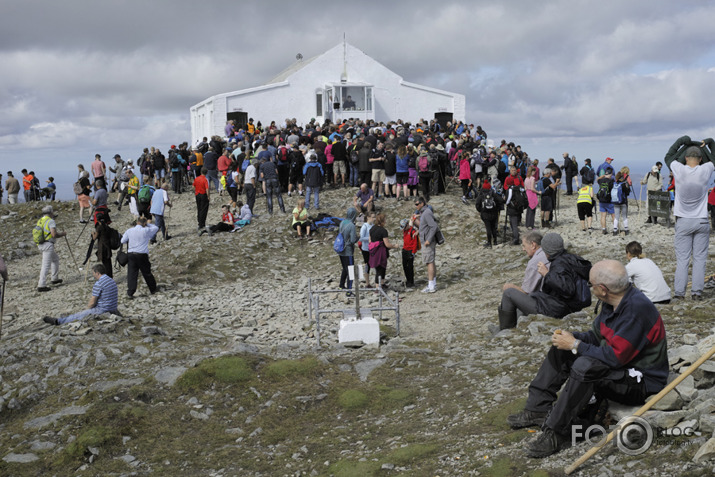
155, 367, 187, 387
2, 453, 39, 463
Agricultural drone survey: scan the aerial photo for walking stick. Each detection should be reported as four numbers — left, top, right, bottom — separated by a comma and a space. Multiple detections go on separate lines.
74, 205, 95, 245
565, 343, 715, 475
64, 235, 82, 273
0, 279, 5, 339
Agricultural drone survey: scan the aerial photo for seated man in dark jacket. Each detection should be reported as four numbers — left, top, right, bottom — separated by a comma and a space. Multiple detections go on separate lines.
507, 259, 668, 458
497, 232, 591, 329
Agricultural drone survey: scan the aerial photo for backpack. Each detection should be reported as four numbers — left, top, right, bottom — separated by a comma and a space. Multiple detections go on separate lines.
33, 216, 51, 245
582, 167, 595, 185
73, 181, 83, 195
241, 158, 250, 173
108, 227, 122, 250
497, 160, 507, 177
333, 232, 345, 253
169, 153, 179, 169
138, 185, 153, 204
535, 178, 545, 194
610, 182, 626, 204
418, 155, 429, 172
350, 148, 359, 165
510, 186, 528, 211
596, 180, 612, 203
479, 190, 496, 212
570, 158, 579, 174
278, 147, 289, 164
571, 276, 592, 310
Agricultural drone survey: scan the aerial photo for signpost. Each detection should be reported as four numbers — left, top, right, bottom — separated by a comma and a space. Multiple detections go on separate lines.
647, 191, 671, 227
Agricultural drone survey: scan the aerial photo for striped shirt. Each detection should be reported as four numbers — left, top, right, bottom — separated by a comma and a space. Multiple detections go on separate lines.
92, 274, 118, 312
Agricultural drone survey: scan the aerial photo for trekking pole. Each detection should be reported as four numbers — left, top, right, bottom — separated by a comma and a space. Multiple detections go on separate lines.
565, 343, 715, 475
74, 205, 95, 245
0, 278, 5, 339
64, 235, 82, 273
638, 181, 644, 222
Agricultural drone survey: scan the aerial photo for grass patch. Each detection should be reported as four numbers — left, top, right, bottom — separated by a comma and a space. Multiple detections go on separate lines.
338, 389, 369, 411
264, 356, 321, 380
389, 443, 439, 465
328, 459, 382, 476
177, 355, 255, 390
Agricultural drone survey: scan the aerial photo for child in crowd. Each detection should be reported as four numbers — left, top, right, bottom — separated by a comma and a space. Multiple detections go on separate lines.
44, 177, 57, 201
400, 217, 420, 288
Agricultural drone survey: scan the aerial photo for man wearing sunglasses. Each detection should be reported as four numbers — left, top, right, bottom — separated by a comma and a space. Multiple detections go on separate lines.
507, 259, 668, 458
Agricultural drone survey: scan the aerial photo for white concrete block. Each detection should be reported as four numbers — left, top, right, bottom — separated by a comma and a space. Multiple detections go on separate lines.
338, 310, 379, 345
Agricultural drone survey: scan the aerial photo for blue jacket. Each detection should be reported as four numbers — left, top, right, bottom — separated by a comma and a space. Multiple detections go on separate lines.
303, 161, 324, 188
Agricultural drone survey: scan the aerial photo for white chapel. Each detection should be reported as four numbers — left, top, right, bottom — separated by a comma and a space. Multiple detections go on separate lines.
189, 42, 465, 144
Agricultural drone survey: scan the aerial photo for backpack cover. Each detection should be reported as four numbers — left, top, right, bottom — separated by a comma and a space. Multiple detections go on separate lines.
33, 216, 51, 245
138, 185, 154, 204
418, 155, 430, 172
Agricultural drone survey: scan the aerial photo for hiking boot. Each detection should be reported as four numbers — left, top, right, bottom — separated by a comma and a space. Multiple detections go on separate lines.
507, 409, 548, 429
705, 278, 715, 289
624, 230, 630, 236
613, 230, 618, 236
602, 229, 608, 235
37, 286, 51, 292
206, 226, 213, 236
421, 286, 436, 294
43, 316, 59, 326
692, 294, 703, 301
50, 279, 63, 285
672, 295, 685, 300
525, 428, 571, 458
483, 242, 492, 248
498, 305, 517, 331
461, 196, 468, 205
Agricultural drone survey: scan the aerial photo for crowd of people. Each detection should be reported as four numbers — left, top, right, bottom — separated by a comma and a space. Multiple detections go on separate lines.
2, 117, 714, 461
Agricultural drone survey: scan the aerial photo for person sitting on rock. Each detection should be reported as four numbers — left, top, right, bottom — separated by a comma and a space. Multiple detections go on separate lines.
494, 231, 550, 332
507, 260, 668, 458
625, 241, 671, 305
496, 232, 592, 329
203, 204, 234, 236
354, 183, 375, 214
43, 264, 119, 325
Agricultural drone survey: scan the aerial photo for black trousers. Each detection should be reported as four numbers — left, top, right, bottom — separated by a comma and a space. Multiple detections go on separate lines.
402, 249, 414, 286
244, 183, 256, 213
359, 171, 371, 187
482, 216, 499, 244
339, 255, 354, 290
509, 214, 520, 244
525, 347, 648, 435
565, 171, 575, 195
419, 173, 431, 202
195, 193, 209, 228
127, 252, 157, 297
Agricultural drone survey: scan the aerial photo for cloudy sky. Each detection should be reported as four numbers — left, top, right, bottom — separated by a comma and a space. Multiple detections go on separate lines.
2, 0, 714, 196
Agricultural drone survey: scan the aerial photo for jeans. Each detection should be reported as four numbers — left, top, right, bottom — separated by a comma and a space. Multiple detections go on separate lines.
127, 252, 157, 297
58, 307, 115, 325
37, 241, 60, 287
244, 183, 256, 213
674, 217, 710, 296
349, 164, 359, 187
265, 179, 285, 214
306, 186, 320, 209
153, 214, 166, 239
206, 169, 220, 192
614, 203, 628, 231
526, 348, 647, 435
171, 171, 182, 193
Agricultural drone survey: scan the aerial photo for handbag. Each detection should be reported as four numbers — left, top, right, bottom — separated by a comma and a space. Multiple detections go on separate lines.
435, 227, 445, 245
116, 244, 128, 267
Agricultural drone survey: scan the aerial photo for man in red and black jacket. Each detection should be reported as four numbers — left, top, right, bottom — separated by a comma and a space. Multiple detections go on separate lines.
507, 259, 668, 458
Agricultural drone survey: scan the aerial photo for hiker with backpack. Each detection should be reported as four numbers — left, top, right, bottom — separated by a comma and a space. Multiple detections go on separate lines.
417, 149, 433, 202
458, 151, 473, 204
505, 173, 527, 245
579, 158, 596, 186
641, 164, 664, 224
136, 179, 155, 220
35, 205, 67, 292
150, 182, 171, 241
596, 167, 615, 235
496, 232, 592, 330
540, 169, 560, 228
612, 171, 631, 236
476, 180, 505, 248
91, 209, 120, 278
287, 146, 306, 197
561, 153, 579, 195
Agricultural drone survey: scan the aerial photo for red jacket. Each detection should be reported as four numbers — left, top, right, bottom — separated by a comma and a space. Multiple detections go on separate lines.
402, 227, 420, 253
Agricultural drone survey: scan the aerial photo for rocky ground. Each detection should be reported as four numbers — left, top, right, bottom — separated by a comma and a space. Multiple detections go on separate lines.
0, 184, 714, 476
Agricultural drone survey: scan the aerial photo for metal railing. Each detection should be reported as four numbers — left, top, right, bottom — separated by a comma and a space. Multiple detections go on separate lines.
307, 277, 400, 347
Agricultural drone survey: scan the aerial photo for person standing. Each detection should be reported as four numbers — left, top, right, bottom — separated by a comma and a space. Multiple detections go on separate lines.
22, 169, 33, 203
663, 136, 715, 300
91, 154, 106, 184
192, 167, 210, 235
303, 150, 324, 210
641, 164, 664, 224
561, 152, 578, 195
415, 197, 438, 293
612, 171, 631, 236
36, 205, 67, 292
337, 207, 358, 295
259, 156, 286, 214
5, 171, 20, 204
76, 165, 92, 223
43, 264, 119, 325
120, 216, 159, 298
243, 158, 257, 214
203, 146, 220, 192
150, 182, 172, 241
